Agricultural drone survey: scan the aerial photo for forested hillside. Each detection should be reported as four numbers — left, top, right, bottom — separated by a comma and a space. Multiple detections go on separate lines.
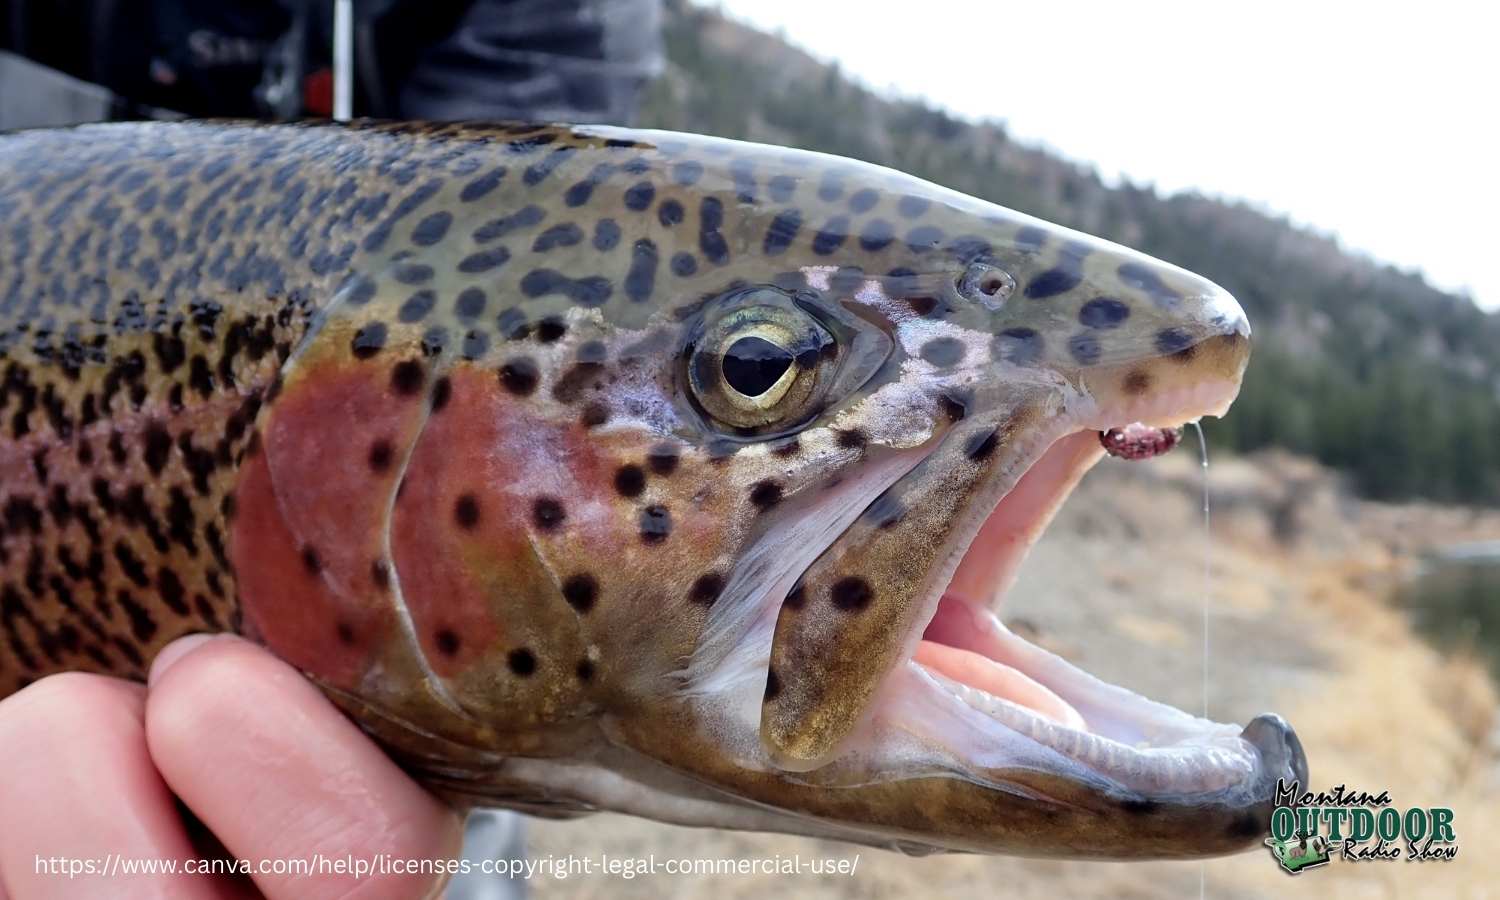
638, 1, 1500, 504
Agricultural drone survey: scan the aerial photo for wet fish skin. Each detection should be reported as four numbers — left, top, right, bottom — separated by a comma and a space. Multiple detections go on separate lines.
0, 121, 1279, 858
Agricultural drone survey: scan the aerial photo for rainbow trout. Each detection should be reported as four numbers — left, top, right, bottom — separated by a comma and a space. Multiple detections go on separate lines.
0, 121, 1303, 858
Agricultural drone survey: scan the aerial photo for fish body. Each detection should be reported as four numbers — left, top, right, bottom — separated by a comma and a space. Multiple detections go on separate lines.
0, 121, 1300, 858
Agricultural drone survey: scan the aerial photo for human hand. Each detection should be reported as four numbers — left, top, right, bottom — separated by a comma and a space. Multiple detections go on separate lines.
0, 634, 462, 899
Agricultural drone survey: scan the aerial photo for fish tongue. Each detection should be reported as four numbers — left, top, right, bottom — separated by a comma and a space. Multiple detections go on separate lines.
913, 639, 1087, 731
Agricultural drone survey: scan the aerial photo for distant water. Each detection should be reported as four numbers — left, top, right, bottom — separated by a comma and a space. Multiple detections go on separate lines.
1432, 541, 1500, 564
1397, 543, 1500, 680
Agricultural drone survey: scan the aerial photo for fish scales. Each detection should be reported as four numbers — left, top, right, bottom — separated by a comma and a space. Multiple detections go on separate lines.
0, 121, 1301, 858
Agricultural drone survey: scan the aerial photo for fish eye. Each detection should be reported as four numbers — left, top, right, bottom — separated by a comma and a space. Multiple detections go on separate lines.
686, 290, 835, 434
722, 335, 795, 399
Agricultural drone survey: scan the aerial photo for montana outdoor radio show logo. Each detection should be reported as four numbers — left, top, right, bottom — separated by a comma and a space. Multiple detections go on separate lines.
1264, 779, 1459, 874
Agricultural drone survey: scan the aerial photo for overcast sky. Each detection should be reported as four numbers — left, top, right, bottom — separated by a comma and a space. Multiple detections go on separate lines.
705, 0, 1498, 311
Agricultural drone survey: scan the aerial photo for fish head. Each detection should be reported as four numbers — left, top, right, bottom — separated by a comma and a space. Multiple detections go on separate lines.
250, 125, 1290, 859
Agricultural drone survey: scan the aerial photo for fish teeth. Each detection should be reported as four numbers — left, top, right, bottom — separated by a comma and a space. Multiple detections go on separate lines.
928, 669, 1255, 793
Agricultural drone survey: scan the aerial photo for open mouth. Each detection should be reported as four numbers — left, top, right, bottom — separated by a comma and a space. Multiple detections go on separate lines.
888, 381, 1306, 799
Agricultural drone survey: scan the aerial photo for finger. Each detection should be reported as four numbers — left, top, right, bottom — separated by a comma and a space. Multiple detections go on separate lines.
146, 635, 462, 900
0, 673, 224, 900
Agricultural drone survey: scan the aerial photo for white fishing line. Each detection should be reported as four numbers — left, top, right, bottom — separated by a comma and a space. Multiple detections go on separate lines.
1191, 420, 1211, 900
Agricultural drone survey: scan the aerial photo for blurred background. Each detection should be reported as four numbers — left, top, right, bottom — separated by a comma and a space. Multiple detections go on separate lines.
3, 0, 1496, 896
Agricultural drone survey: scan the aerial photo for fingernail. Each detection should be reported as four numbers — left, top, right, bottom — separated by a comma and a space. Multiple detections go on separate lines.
147, 634, 221, 686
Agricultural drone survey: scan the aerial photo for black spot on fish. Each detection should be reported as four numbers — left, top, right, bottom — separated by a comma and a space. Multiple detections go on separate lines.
533, 223, 583, 253
1080, 297, 1131, 329
524, 147, 575, 186
1068, 332, 1102, 366
580, 402, 609, 427
411, 211, 452, 246
920, 337, 965, 367
763, 210, 802, 255
671, 252, 698, 276
812, 217, 849, 255
1156, 327, 1195, 357
458, 247, 510, 274
143, 423, 172, 474
156, 568, 189, 616
768, 174, 796, 203
1015, 226, 1048, 252
639, 505, 671, 543
497, 308, 530, 341
345, 275, 378, 306
614, 464, 646, 498
699, 196, 729, 264
461, 167, 507, 203
848, 188, 879, 213
672, 160, 704, 186
454, 493, 480, 530
536, 317, 568, 343
500, 358, 540, 396
690, 572, 724, 606
474, 205, 544, 242
455, 287, 487, 320
623, 181, 655, 211
394, 261, 435, 285
897, 195, 930, 218
859, 218, 895, 252
1025, 268, 1081, 299
575, 658, 595, 681
153, 333, 186, 373
368, 440, 393, 472
533, 497, 566, 531
391, 359, 425, 395
830, 577, 873, 611
562, 574, 598, 613
460, 331, 489, 361
783, 582, 807, 610
564, 163, 612, 207
1119, 262, 1183, 305
836, 428, 868, 450
508, 647, 537, 676
301, 545, 322, 575
647, 445, 680, 476
764, 669, 781, 700
750, 480, 783, 510
352, 323, 388, 359
593, 219, 621, 251
435, 629, 461, 657
371, 559, 390, 590
625, 239, 658, 303
905, 224, 945, 253
398, 290, 437, 323
657, 199, 684, 227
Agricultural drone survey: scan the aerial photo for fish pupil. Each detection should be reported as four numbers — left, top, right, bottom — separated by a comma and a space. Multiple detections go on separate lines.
722, 336, 793, 398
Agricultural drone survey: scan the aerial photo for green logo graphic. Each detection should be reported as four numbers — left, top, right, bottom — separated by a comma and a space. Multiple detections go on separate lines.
1265, 779, 1459, 875
1264, 832, 1331, 874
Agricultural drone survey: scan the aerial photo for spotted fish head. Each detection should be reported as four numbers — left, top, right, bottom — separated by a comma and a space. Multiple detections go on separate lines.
230, 123, 1293, 859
